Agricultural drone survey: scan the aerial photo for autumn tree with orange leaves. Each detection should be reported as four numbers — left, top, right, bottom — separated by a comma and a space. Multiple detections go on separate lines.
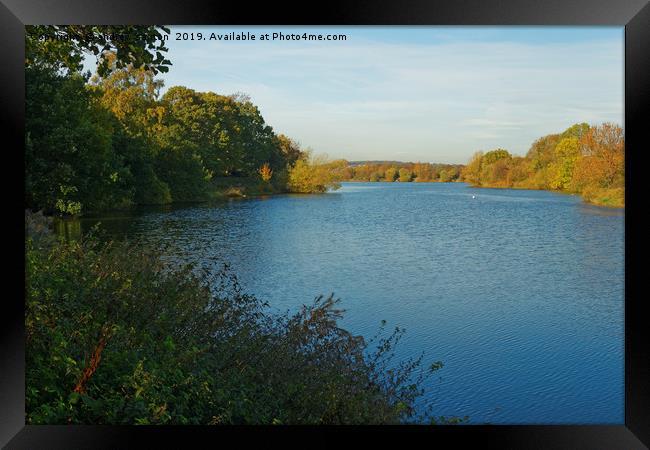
461, 122, 624, 207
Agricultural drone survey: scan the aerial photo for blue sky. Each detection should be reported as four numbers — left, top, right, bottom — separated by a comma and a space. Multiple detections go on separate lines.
103, 26, 625, 164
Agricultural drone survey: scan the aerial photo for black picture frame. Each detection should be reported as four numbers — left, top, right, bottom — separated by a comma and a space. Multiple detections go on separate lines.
2, 0, 648, 448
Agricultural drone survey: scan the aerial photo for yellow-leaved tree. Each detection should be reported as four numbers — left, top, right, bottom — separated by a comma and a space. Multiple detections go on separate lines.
287, 151, 346, 193
549, 137, 580, 190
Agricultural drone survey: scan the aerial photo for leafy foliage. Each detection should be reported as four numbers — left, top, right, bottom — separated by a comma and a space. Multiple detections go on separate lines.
342, 162, 462, 183
398, 168, 413, 182
25, 66, 134, 215
287, 153, 346, 193
25, 26, 322, 215
384, 167, 398, 182
460, 123, 624, 207
26, 25, 172, 76
25, 217, 444, 425
258, 163, 273, 182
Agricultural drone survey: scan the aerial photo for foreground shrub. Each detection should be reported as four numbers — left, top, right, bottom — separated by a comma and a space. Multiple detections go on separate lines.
25, 221, 444, 424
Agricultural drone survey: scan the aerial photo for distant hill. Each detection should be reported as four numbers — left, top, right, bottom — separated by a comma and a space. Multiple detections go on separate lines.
348, 160, 405, 166
348, 160, 464, 167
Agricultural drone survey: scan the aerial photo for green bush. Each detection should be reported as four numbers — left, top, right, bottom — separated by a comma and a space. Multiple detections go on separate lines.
398, 168, 413, 182
25, 219, 444, 425
384, 167, 398, 182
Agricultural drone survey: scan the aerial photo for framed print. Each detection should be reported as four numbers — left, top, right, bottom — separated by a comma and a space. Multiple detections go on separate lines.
2, 0, 648, 448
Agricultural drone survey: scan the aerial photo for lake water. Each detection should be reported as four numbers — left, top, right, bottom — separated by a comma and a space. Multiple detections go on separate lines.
72, 182, 625, 424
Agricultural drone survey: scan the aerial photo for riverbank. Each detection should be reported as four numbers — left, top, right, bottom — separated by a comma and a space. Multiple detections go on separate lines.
45, 174, 324, 219
207, 176, 282, 199
339, 179, 465, 183
341, 177, 623, 208
465, 183, 624, 208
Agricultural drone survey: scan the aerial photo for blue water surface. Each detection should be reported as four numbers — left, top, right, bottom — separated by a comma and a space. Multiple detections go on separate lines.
79, 182, 625, 424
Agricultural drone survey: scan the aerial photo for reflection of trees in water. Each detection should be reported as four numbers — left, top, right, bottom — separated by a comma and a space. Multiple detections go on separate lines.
52, 217, 82, 242
577, 203, 625, 218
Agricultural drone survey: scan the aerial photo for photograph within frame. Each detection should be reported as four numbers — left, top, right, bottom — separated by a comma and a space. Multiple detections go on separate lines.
2, 0, 644, 446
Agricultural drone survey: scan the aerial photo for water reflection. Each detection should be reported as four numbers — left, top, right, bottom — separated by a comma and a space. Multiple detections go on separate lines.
52, 217, 82, 241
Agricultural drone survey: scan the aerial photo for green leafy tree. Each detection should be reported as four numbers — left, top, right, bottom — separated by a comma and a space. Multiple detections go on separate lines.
527, 134, 561, 172
461, 151, 483, 186
398, 168, 413, 182
25, 67, 133, 215
549, 137, 580, 190
482, 149, 511, 165
384, 167, 398, 182
26, 25, 172, 76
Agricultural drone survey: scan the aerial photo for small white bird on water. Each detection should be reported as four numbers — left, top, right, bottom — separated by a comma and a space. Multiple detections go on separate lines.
472, 195, 476, 199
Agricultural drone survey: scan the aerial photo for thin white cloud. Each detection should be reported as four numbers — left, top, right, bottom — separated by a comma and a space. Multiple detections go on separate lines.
154, 28, 623, 164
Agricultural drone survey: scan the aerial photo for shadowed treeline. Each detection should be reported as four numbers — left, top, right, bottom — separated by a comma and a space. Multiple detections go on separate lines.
25, 26, 342, 217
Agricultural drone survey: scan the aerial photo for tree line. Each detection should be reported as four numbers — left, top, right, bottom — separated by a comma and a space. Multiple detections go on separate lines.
461, 123, 624, 207
25, 26, 342, 217
25, 26, 623, 213
336, 161, 463, 183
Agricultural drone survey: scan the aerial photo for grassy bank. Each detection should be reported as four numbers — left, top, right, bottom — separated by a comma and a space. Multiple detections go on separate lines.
465, 183, 624, 208
579, 186, 624, 208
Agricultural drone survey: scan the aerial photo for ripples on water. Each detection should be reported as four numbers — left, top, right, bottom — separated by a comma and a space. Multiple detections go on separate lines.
78, 182, 624, 424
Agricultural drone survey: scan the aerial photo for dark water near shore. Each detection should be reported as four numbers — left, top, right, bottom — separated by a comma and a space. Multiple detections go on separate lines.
67, 182, 625, 424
